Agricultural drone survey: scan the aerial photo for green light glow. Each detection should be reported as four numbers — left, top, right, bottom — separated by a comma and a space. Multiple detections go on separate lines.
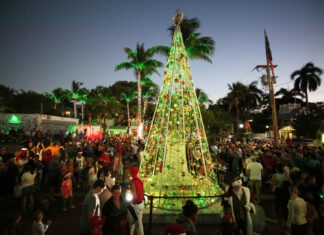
67, 125, 76, 133
8, 114, 21, 124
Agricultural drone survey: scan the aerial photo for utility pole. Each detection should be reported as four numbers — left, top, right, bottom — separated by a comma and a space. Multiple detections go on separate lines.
255, 30, 279, 147
255, 65, 279, 147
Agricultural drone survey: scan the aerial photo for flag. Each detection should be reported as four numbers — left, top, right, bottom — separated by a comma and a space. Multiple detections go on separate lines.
264, 30, 275, 77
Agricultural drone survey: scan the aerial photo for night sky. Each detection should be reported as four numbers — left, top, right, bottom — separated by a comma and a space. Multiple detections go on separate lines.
1, 0, 324, 102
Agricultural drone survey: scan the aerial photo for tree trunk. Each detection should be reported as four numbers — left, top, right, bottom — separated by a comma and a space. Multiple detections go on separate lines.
127, 102, 130, 134
143, 98, 148, 120
137, 70, 142, 126
305, 89, 309, 114
81, 104, 84, 122
74, 99, 77, 118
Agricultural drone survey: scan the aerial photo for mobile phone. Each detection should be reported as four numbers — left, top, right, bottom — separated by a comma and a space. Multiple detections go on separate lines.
21, 148, 27, 151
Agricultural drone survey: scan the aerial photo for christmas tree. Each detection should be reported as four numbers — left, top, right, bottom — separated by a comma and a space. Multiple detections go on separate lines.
139, 10, 222, 210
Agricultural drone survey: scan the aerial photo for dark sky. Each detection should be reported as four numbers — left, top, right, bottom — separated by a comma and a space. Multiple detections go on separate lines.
1, 0, 324, 102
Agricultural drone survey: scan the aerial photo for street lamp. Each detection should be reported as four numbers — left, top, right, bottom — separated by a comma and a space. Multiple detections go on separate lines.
239, 124, 244, 138
265, 125, 269, 138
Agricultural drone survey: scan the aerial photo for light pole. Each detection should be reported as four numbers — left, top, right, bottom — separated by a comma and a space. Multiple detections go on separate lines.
239, 124, 244, 138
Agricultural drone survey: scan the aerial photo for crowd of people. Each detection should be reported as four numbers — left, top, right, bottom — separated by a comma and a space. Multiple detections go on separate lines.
211, 139, 324, 235
0, 130, 145, 235
0, 128, 323, 234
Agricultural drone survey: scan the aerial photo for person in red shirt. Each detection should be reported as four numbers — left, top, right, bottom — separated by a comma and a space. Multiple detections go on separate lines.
61, 172, 75, 211
97, 151, 110, 168
129, 167, 144, 235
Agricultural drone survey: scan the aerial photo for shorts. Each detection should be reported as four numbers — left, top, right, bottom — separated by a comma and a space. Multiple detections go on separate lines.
249, 179, 262, 188
22, 185, 35, 196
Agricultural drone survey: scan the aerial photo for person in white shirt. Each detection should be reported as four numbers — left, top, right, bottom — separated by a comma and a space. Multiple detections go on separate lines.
32, 210, 52, 235
80, 179, 105, 235
286, 186, 308, 235
75, 151, 85, 190
246, 155, 263, 202
98, 168, 115, 211
21, 163, 37, 214
87, 157, 98, 190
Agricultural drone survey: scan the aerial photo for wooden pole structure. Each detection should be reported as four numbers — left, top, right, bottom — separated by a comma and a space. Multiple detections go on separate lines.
255, 30, 279, 147
255, 64, 279, 147
266, 67, 279, 147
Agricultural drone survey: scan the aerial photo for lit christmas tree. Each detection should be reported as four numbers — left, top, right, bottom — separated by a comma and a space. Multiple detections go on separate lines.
139, 10, 223, 210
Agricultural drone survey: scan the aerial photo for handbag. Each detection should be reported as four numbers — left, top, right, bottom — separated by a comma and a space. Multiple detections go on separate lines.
90, 205, 105, 235
127, 205, 138, 226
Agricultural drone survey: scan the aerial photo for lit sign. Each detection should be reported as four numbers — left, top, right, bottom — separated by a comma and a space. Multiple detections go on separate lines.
8, 114, 21, 124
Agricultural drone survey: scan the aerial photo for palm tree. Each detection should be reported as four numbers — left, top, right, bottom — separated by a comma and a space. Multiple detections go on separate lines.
244, 81, 263, 114
227, 82, 247, 137
275, 87, 305, 104
63, 81, 86, 118
142, 90, 152, 120
115, 43, 163, 125
121, 91, 137, 133
44, 92, 61, 110
78, 90, 89, 122
97, 93, 119, 108
87, 89, 106, 126
97, 93, 120, 135
226, 81, 263, 137
154, 17, 215, 63
141, 76, 159, 119
44, 88, 64, 110
291, 62, 322, 113
196, 88, 213, 109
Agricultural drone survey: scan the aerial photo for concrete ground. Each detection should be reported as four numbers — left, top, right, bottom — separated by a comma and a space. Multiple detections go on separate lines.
1, 181, 303, 235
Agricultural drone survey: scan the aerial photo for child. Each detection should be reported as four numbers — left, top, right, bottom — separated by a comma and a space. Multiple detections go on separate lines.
32, 210, 52, 235
221, 204, 235, 235
61, 172, 75, 211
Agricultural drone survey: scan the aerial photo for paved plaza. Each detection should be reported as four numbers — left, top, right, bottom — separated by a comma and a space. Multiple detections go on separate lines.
3, 176, 320, 235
